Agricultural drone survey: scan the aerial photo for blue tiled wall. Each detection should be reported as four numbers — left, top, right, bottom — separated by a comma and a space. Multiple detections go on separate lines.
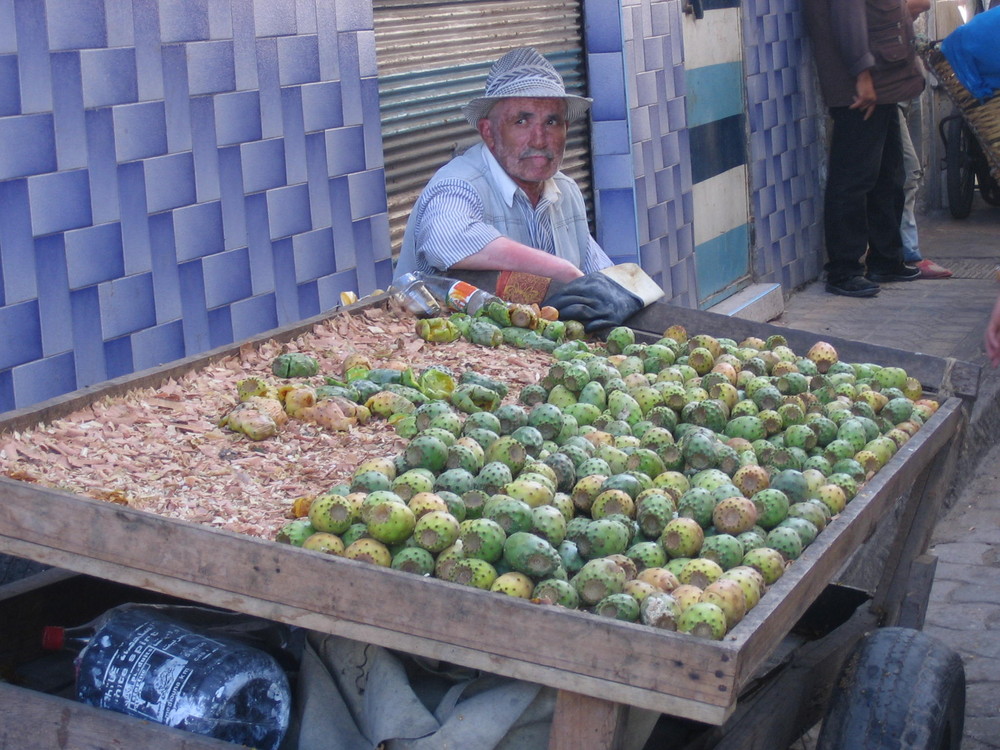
0, 0, 392, 413
1, 0, 825, 413
742, 0, 825, 290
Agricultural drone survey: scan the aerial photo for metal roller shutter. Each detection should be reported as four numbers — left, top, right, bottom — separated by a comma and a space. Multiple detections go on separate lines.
373, 0, 593, 256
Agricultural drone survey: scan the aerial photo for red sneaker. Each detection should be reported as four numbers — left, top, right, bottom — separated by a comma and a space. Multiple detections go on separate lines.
915, 259, 953, 279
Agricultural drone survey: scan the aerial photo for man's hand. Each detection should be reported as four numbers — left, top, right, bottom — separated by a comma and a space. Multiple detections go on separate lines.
543, 272, 643, 332
450, 237, 584, 283
850, 69, 877, 120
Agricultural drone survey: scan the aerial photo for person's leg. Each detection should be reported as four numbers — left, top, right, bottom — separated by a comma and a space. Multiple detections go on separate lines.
864, 104, 918, 279
898, 103, 922, 263
823, 106, 888, 291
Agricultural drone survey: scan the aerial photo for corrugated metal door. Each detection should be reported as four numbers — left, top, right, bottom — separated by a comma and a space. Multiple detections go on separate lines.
373, 0, 593, 255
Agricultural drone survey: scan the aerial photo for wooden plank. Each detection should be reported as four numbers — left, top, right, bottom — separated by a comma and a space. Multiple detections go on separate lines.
549, 691, 629, 750
727, 397, 965, 686
895, 554, 938, 631
0, 682, 239, 750
0, 477, 740, 723
625, 302, 981, 400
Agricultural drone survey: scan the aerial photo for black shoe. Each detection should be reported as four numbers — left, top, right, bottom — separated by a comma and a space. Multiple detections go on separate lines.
826, 276, 880, 297
866, 264, 921, 282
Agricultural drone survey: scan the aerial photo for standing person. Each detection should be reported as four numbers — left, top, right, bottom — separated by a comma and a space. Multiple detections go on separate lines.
802, 0, 928, 297
393, 47, 655, 330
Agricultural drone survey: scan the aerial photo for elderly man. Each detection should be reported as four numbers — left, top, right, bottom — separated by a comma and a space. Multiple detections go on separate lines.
393, 47, 652, 330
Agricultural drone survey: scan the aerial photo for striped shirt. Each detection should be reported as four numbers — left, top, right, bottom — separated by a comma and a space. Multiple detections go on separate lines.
394, 143, 611, 279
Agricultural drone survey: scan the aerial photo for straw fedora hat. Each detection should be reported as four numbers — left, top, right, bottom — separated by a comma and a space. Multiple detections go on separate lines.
461, 47, 593, 128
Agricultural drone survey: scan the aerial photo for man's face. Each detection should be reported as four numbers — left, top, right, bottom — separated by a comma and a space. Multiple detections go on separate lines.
478, 97, 568, 200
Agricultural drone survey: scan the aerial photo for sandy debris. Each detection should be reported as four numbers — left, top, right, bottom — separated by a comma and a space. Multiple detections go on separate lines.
0, 307, 555, 540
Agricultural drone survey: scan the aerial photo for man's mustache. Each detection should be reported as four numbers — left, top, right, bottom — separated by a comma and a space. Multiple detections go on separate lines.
520, 149, 555, 160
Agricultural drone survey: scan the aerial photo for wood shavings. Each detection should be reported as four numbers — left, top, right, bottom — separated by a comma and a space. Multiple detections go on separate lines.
0, 306, 558, 542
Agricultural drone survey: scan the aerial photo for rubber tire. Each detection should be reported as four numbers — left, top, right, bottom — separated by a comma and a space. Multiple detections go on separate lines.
816, 627, 965, 750
945, 117, 976, 220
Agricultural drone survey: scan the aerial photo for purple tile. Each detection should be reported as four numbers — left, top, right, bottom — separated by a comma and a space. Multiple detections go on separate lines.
161, 44, 193, 152
229, 293, 278, 340
315, 0, 341, 82
278, 34, 320, 86
596, 188, 639, 261
144, 152, 197, 213
254, 0, 297, 37
98, 273, 156, 339
11, 352, 77, 409
281, 86, 307, 185
293, 227, 335, 283
70, 285, 106, 386
159, 0, 210, 43
14, 0, 53, 113
33, 234, 71, 355
214, 90, 262, 146
231, 0, 259, 90
360, 77, 384, 169
586, 0, 624, 54
244, 193, 275, 294
588, 52, 627, 122
241, 137, 287, 193
85, 108, 120, 223
133, 0, 164, 100
103, 335, 133, 379
305, 132, 332, 229
0, 299, 42, 369
593, 153, 634, 190
368, 212, 391, 262
189, 95, 221, 201
218, 144, 248, 249
357, 30, 377, 77
187, 40, 236, 95
131, 320, 185, 371
270, 237, 298, 325
50, 52, 88, 171
0, 54, 19, 116
315, 268, 359, 311
351, 220, 375, 286
81, 47, 138, 107
173, 200, 224, 261
301, 80, 343, 132
0, 371, 12, 413
324, 125, 365, 176
337, 33, 362, 126
256, 37, 283, 139
0, 113, 56, 180
178, 258, 210, 352
334, 0, 373, 32
202, 247, 252, 307
297, 280, 320, 318
207, 304, 233, 349
28, 169, 93, 236
328, 176, 354, 267
106, 0, 135, 47
347, 168, 386, 222
0, 2, 14, 53
48, 0, 107, 50
0, 180, 37, 304
118, 161, 153, 275
593, 120, 631, 156
147, 211, 181, 321
65, 222, 125, 289
267, 183, 311, 239
372, 257, 393, 294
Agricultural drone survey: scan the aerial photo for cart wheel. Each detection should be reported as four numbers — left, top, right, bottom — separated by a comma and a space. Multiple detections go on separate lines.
816, 627, 965, 750
945, 116, 976, 219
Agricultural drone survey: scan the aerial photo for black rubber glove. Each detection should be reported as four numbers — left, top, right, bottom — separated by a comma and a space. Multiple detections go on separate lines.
543, 272, 643, 332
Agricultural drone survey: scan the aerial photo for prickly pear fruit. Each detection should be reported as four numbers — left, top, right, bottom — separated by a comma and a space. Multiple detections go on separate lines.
595, 593, 641, 622
712, 496, 759, 536
677, 601, 728, 640
343, 538, 392, 567
448, 558, 499, 589
412, 510, 461, 553
459, 517, 507, 562
532, 578, 580, 608
700, 578, 747, 630
660, 517, 705, 559
679, 557, 724, 589
742, 546, 786, 585
572, 557, 627, 605
490, 571, 535, 598
391, 546, 436, 576
640, 592, 683, 630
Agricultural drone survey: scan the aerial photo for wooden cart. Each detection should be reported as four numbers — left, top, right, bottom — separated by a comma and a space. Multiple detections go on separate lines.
0, 299, 980, 750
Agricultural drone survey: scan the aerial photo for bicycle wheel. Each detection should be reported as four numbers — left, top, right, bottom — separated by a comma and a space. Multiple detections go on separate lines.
945, 116, 976, 219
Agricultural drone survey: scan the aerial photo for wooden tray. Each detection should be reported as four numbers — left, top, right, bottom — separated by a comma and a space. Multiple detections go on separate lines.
0, 300, 973, 728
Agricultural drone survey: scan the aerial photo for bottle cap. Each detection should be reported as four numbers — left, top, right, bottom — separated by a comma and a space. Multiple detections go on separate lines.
42, 626, 65, 650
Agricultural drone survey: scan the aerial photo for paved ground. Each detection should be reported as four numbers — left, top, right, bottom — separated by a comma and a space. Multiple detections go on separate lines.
777, 196, 1000, 749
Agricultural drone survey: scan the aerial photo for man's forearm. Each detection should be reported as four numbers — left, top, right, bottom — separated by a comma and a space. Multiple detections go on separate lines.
448, 237, 584, 282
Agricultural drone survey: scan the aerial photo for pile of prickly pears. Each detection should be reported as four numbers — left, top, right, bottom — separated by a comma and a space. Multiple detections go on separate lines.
276, 325, 939, 640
